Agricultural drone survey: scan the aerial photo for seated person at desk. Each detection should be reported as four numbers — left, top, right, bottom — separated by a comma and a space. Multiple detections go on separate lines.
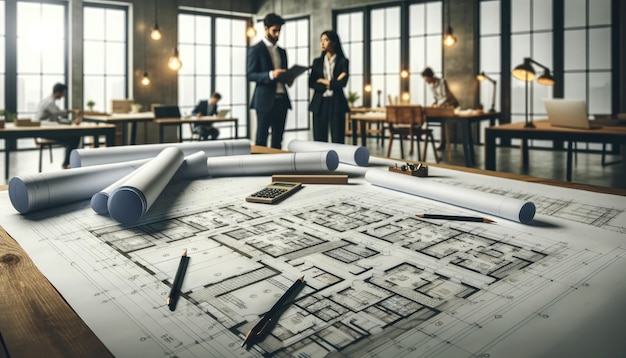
34, 83, 82, 169
421, 67, 459, 108
191, 92, 221, 141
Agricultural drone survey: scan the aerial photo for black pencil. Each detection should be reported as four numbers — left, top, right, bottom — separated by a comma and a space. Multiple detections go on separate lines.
167, 249, 189, 311
242, 276, 305, 349
417, 213, 495, 223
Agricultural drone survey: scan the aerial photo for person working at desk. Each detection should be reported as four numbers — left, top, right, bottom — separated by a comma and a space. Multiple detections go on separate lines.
247, 13, 293, 149
309, 30, 350, 144
191, 92, 221, 140
34, 83, 81, 169
421, 67, 459, 108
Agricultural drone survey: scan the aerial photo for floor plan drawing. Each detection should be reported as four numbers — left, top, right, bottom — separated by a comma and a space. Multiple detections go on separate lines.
2, 173, 626, 357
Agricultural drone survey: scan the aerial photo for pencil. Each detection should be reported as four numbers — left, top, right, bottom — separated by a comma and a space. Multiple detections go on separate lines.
242, 276, 305, 349
167, 249, 189, 311
416, 213, 495, 223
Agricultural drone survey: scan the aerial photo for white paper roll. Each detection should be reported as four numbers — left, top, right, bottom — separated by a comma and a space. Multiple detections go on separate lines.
8, 159, 148, 214
365, 169, 536, 224
92, 151, 209, 215
287, 139, 369, 166
70, 139, 251, 168
206, 151, 339, 177
108, 147, 185, 226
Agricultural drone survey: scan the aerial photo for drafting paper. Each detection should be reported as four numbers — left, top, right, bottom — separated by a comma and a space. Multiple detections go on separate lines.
365, 168, 535, 223
8, 159, 147, 214
70, 139, 251, 167
287, 139, 370, 166
206, 151, 339, 177
108, 147, 185, 226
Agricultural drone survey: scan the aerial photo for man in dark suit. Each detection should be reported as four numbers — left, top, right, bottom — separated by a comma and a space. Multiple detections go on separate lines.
191, 92, 221, 140
247, 13, 292, 149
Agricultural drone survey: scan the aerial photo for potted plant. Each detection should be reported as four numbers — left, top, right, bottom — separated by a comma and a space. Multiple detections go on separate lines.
347, 91, 360, 107
131, 102, 142, 113
86, 100, 95, 111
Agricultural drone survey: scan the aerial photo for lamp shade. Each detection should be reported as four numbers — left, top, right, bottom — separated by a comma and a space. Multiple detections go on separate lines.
512, 60, 535, 81
537, 69, 555, 86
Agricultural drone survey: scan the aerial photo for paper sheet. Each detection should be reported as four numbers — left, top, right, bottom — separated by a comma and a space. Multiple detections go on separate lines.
206, 151, 339, 177
1, 164, 626, 357
287, 139, 370, 166
70, 139, 251, 167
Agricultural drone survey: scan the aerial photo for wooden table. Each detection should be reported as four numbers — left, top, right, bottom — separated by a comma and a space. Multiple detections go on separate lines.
1, 160, 625, 357
0, 122, 116, 180
82, 112, 155, 145
153, 117, 239, 143
348, 110, 387, 146
485, 119, 626, 182
425, 111, 501, 167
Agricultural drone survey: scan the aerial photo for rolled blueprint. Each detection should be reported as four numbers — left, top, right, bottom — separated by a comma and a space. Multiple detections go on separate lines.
8, 159, 148, 214
92, 151, 209, 215
108, 147, 185, 226
287, 139, 370, 166
70, 139, 251, 168
206, 151, 339, 177
365, 169, 536, 224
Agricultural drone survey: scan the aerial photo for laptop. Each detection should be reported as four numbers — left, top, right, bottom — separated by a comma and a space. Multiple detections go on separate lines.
153, 105, 181, 119
216, 109, 230, 118
543, 99, 601, 129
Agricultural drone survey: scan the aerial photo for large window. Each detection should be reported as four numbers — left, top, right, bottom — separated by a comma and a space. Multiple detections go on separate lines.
0, 1, 5, 110
280, 17, 309, 131
478, 0, 501, 112
83, 4, 128, 113
563, 0, 612, 115
370, 6, 400, 107
336, 11, 364, 107
409, 1, 443, 106
178, 12, 249, 138
17, 1, 67, 118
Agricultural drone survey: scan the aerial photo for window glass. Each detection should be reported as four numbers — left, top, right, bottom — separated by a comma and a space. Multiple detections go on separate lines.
371, 6, 401, 104
563, 30, 586, 71
278, 17, 309, 131
337, 11, 364, 106
409, 2, 442, 106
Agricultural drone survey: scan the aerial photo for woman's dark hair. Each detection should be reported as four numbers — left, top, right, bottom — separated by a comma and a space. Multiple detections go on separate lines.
320, 30, 346, 60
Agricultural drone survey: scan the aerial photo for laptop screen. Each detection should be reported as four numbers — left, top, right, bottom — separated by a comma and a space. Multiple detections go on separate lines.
154, 105, 181, 119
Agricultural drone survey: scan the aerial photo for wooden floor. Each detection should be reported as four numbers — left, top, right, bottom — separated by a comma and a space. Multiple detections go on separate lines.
2, 134, 625, 190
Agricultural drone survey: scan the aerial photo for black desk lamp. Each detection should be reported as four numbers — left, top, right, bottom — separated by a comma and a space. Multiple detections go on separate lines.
512, 58, 555, 128
477, 71, 497, 113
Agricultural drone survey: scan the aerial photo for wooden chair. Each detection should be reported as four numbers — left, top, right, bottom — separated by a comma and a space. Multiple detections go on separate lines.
188, 122, 201, 141
386, 105, 440, 162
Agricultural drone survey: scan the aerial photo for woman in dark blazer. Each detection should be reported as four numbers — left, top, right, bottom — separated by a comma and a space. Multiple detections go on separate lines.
309, 30, 350, 143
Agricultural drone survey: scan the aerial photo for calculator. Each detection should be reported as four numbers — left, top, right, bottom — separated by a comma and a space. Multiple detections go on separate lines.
245, 182, 303, 204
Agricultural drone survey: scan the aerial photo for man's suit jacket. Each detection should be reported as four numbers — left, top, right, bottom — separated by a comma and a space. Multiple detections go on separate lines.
308, 55, 350, 115
247, 41, 292, 112
192, 100, 217, 116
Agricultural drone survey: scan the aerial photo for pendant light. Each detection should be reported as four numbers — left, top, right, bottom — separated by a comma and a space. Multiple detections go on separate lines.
141, 5, 150, 85
168, 48, 182, 71
443, 1, 457, 47
150, 0, 162, 40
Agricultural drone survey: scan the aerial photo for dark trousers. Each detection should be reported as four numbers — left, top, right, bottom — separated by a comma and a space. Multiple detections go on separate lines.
312, 97, 346, 144
48, 136, 80, 167
194, 125, 219, 141
255, 96, 289, 149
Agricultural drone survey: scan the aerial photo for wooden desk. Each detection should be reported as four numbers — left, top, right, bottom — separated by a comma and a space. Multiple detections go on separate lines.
82, 112, 155, 145
425, 110, 501, 167
348, 110, 387, 146
485, 119, 626, 182
0, 123, 116, 180
2, 148, 625, 357
153, 117, 239, 143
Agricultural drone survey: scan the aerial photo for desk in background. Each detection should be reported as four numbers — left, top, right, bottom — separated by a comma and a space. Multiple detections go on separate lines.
0, 122, 116, 180
82, 112, 155, 145
153, 117, 239, 143
425, 109, 501, 167
347, 107, 386, 146
485, 119, 626, 181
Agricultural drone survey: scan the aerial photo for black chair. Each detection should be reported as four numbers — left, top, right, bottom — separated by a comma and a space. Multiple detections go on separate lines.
153, 105, 181, 119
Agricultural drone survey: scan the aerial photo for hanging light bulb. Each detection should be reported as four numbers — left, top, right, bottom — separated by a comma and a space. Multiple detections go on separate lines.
443, 26, 457, 47
141, 71, 151, 86
246, 26, 257, 38
151, 0, 162, 40
400, 69, 409, 78
168, 48, 182, 71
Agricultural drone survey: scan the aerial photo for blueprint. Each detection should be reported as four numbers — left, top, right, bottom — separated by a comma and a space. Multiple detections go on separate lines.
1, 166, 626, 357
